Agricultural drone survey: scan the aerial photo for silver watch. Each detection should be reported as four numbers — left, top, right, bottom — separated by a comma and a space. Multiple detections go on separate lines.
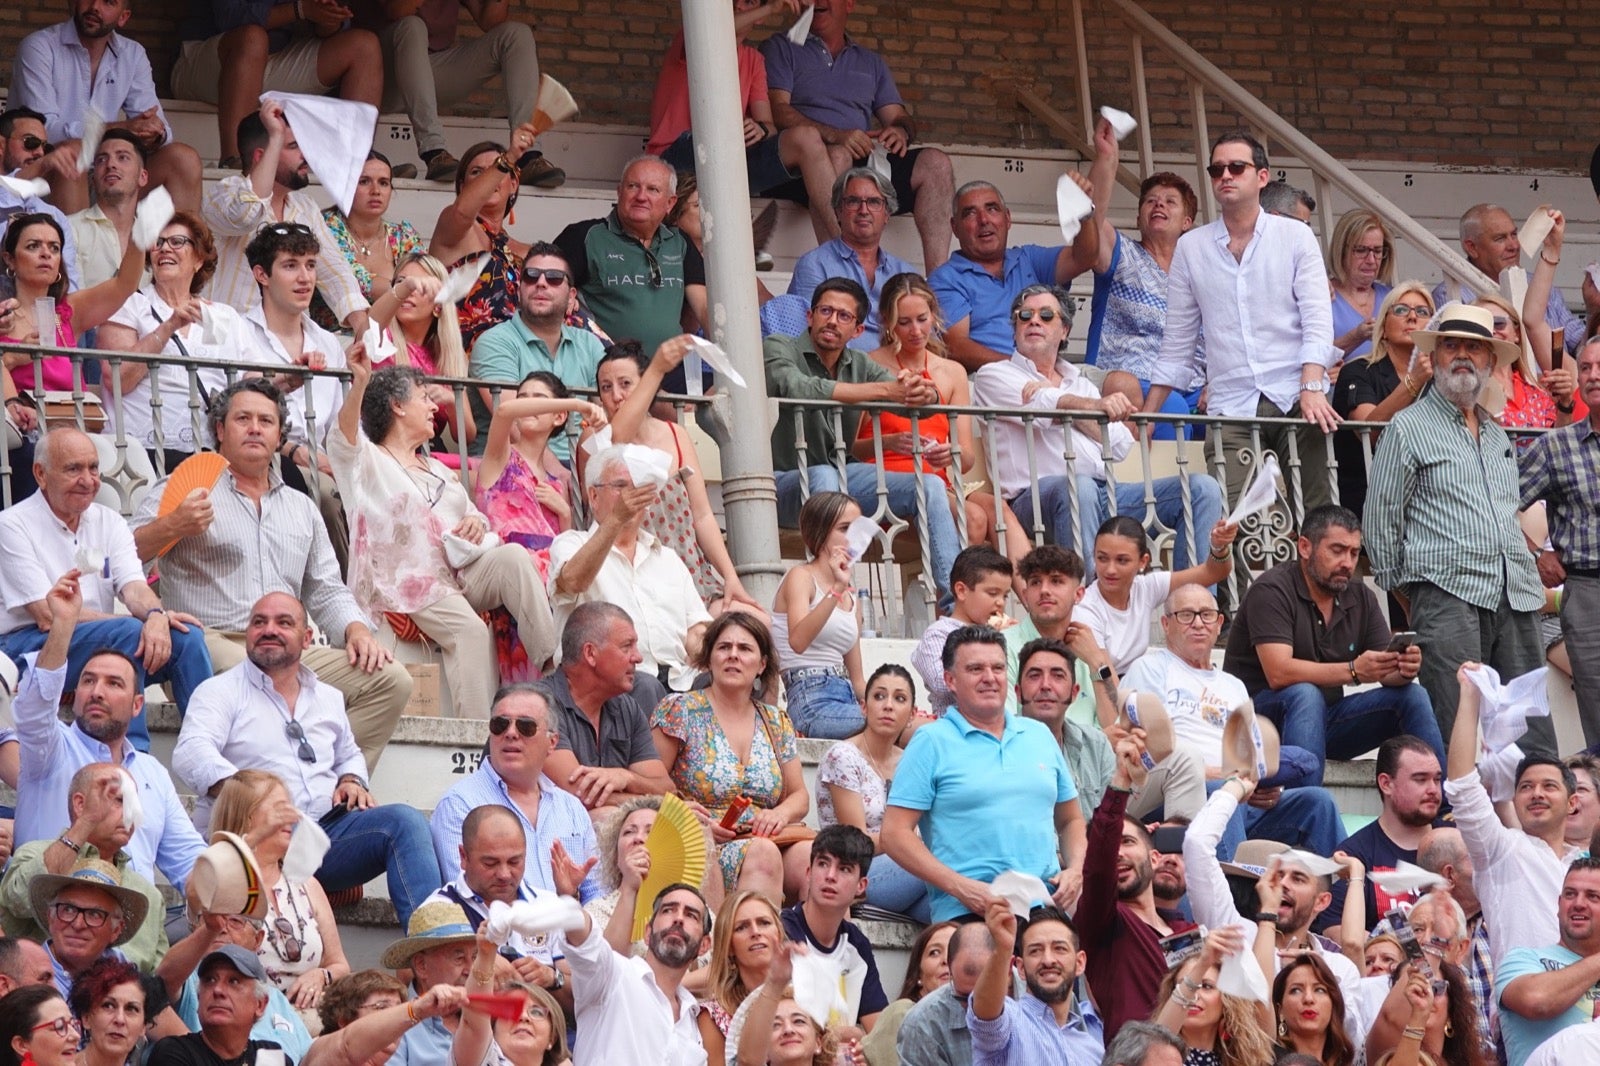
1301, 378, 1327, 394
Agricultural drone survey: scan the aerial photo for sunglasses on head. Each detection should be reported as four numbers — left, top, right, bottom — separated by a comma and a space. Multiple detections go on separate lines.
489, 715, 541, 738
264, 222, 313, 237
1206, 161, 1256, 179
1015, 308, 1061, 322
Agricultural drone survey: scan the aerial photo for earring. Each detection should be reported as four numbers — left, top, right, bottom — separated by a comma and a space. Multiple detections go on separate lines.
507, 206, 517, 227
1444, 1020, 1453, 1038
1277, 1018, 1287, 1040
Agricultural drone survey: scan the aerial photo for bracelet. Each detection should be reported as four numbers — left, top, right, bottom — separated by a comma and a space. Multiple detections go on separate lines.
405, 1002, 421, 1024
1254, 911, 1278, 923
1402, 1026, 1426, 1041
1349, 660, 1359, 684
1209, 544, 1230, 561
1170, 990, 1196, 1009
1179, 975, 1202, 991
493, 154, 517, 174
1541, 251, 1560, 266
323, 968, 332, 987
1556, 400, 1575, 414
1402, 375, 1420, 399
469, 968, 495, 985
56, 834, 82, 855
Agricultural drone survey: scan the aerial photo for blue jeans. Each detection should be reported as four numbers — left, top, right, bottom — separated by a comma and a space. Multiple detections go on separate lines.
1252, 682, 1446, 786
1206, 779, 1344, 862
0, 618, 214, 753
782, 671, 863, 739
866, 851, 931, 924
775, 463, 958, 596
1012, 472, 1225, 578
318, 803, 442, 929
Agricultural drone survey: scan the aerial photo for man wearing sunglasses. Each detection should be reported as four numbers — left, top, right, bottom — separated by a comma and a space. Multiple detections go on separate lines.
0, 107, 82, 290
173, 591, 444, 930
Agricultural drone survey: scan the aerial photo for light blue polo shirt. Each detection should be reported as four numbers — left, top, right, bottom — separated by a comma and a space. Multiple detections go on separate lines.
888, 708, 1078, 921
466, 317, 605, 460
929, 245, 1062, 355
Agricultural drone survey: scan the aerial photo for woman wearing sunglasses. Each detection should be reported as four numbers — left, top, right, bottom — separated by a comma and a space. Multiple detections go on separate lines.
209, 770, 352, 1020
0, 985, 78, 1066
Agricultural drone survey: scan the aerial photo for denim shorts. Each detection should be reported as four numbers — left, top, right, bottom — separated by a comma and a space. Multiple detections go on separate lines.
781, 669, 864, 739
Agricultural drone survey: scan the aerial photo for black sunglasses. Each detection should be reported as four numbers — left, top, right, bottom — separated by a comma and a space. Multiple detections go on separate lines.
1206, 161, 1256, 179
1015, 308, 1060, 322
19, 135, 47, 152
521, 268, 570, 287
489, 715, 541, 738
285, 719, 317, 763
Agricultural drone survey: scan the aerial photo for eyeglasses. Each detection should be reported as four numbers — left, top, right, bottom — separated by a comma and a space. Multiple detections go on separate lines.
221, 913, 266, 933
1388, 304, 1430, 319
812, 305, 858, 325
18, 135, 47, 152
1205, 161, 1256, 179
272, 916, 304, 963
51, 901, 113, 928
1351, 245, 1388, 259
1015, 308, 1061, 323
264, 222, 313, 237
520, 1005, 553, 1023
522, 268, 569, 287
153, 235, 196, 250
1167, 608, 1224, 626
840, 195, 887, 211
30, 1017, 80, 1039
285, 719, 317, 764
1437, 337, 1490, 356
489, 714, 541, 738
593, 479, 633, 492
1490, 315, 1512, 331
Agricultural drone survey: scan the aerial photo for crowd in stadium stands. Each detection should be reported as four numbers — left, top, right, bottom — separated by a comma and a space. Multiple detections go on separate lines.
3, 1, 1600, 1065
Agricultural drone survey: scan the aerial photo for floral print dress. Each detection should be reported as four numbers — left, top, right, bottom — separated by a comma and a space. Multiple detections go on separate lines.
313, 210, 423, 331
476, 448, 569, 582
453, 226, 516, 352
652, 690, 799, 888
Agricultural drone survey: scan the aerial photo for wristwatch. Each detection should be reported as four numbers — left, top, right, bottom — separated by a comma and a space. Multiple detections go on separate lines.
1301, 378, 1327, 393
1093, 663, 1114, 685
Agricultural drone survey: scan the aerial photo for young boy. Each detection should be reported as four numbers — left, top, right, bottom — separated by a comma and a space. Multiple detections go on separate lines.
780, 825, 887, 1037
910, 545, 1014, 714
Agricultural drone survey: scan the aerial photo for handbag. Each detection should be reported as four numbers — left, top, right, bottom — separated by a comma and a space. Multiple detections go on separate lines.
35, 390, 106, 432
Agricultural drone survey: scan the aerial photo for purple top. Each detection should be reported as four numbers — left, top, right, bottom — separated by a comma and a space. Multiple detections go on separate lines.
759, 34, 902, 132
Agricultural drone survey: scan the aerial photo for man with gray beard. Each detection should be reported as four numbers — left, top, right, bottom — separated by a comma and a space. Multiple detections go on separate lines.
1364, 302, 1553, 751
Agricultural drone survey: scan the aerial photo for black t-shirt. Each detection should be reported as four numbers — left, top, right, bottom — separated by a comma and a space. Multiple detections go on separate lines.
1312, 817, 1430, 934
147, 1035, 291, 1066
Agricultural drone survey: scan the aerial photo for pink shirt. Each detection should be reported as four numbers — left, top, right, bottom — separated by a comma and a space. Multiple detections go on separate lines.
5, 302, 78, 391
646, 33, 769, 155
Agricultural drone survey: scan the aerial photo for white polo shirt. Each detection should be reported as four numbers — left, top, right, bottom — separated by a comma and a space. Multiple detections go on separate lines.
0, 492, 145, 634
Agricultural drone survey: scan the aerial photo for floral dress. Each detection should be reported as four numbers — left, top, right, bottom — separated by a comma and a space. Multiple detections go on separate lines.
313, 210, 423, 331
476, 449, 569, 582
652, 690, 799, 888
453, 226, 516, 352
816, 741, 889, 833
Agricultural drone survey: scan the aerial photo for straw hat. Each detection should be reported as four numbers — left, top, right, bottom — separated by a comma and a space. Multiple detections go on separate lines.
381, 901, 479, 970
1410, 302, 1523, 368
1221, 701, 1281, 781
191, 831, 269, 921
30, 857, 150, 947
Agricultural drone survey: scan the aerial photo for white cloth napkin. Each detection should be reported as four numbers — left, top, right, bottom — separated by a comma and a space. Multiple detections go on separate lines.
791, 947, 850, 1028
1056, 173, 1095, 243
1218, 950, 1271, 1003
1227, 452, 1281, 524
787, 4, 815, 44
1464, 663, 1550, 752
688, 336, 747, 388
260, 91, 379, 217
868, 143, 892, 184
485, 898, 587, 945
1479, 742, 1525, 804
363, 320, 397, 363
1278, 849, 1345, 878
1100, 106, 1138, 140
992, 870, 1051, 919
1370, 861, 1447, 897
1518, 210, 1556, 261
74, 546, 110, 578
131, 186, 176, 251
618, 443, 671, 490
444, 530, 503, 569
437, 254, 488, 306
282, 812, 331, 883
0, 175, 50, 199
77, 109, 107, 174
117, 768, 144, 832
843, 515, 882, 564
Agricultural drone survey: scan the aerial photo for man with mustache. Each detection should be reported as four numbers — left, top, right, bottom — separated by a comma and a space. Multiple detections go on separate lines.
969, 899, 1103, 1065
1366, 302, 1553, 752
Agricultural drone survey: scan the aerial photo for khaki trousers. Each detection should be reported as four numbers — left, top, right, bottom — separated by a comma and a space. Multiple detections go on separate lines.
379, 18, 540, 157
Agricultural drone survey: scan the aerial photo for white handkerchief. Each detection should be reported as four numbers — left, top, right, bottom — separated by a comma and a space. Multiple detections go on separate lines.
1479, 742, 1525, 804
1464, 663, 1550, 752
74, 545, 110, 578
198, 303, 223, 346
1501, 266, 1529, 322
618, 443, 671, 490
1100, 105, 1138, 140
487, 897, 586, 944
1518, 210, 1556, 262
1218, 950, 1271, 1004
1278, 849, 1345, 878
868, 143, 892, 184
261, 92, 378, 217
1056, 173, 1095, 243
791, 948, 850, 1028
363, 320, 397, 364
77, 109, 107, 175
843, 515, 881, 563
131, 186, 176, 251
582, 424, 614, 456
444, 530, 503, 569
1370, 861, 1447, 897
688, 336, 747, 388
1227, 452, 1281, 524
117, 769, 144, 832
1586, 263, 1600, 291
437, 254, 488, 306
992, 870, 1051, 919
282, 812, 331, 883
787, 4, 815, 44
0, 174, 51, 199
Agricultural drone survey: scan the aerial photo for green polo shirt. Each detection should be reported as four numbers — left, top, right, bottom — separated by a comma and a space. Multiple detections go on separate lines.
763, 330, 894, 470
555, 210, 706, 360
467, 316, 605, 459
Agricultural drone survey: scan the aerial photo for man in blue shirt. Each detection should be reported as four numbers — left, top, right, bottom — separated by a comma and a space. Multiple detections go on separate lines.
1497, 858, 1600, 1066
969, 899, 1104, 1066
787, 168, 914, 350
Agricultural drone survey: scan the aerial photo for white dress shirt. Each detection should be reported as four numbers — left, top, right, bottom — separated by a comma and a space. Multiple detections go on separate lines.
1151, 210, 1336, 416
558, 925, 707, 1066
971, 352, 1134, 499
0, 492, 145, 635
172, 659, 367, 831
241, 304, 348, 449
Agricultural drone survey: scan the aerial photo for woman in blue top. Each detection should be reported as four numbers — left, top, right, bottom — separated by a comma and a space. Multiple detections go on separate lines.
1328, 209, 1396, 360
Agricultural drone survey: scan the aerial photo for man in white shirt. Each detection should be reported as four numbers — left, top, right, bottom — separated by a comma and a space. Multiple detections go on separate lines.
972, 283, 1224, 577
172, 591, 442, 929
549, 446, 713, 692
1143, 131, 1338, 521
67, 130, 146, 288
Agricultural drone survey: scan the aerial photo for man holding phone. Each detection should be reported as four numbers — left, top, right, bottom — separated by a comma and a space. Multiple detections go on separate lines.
1223, 504, 1446, 783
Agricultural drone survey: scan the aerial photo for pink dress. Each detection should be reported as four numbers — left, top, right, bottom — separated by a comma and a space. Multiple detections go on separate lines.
475, 449, 568, 582
4, 303, 78, 390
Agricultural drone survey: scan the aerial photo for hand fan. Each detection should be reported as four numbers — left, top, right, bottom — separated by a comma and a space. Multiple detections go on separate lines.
632, 794, 709, 942
531, 76, 580, 135
154, 452, 229, 556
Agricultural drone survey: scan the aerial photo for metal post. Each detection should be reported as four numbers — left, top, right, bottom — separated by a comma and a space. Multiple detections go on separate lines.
680, 0, 784, 604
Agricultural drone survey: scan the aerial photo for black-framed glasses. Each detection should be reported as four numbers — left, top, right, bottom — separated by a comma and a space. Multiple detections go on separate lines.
1167, 608, 1224, 626
30, 1016, 80, 1038
489, 715, 541, 738
1015, 308, 1060, 323
642, 250, 663, 289
153, 235, 196, 250
1388, 303, 1430, 319
272, 916, 304, 963
51, 901, 113, 928
1205, 161, 1255, 179
840, 195, 887, 211
522, 268, 569, 287
18, 135, 46, 152
285, 719, 317, 763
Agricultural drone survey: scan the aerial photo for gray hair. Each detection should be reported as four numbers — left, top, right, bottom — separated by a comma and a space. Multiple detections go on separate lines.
33, 426, 91, 473
1409, 890, 1470, 945
1459, 202, 1507, 245
1009, 283, 1077, 324
1101, 1022, 1185, 1066
560, 602, 634, 663
831, 167, 897, 215
952, 179, 1005, 219
208, 378, 291, 447
584, 445, 633, 491
359, 365, 425, 444
1261, 179, 1315, 218
489, 682, 552, 722
621, 154, 677, 196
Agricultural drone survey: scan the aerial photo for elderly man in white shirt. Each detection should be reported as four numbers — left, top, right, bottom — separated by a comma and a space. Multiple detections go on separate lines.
972, 283, 1224, 577
549, 446, 713, 692
1143, 131, 1338, 520
172, 591, 443, 929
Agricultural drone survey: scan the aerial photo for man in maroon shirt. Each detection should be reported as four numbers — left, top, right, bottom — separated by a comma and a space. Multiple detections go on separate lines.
1078, 733, 1198, 1038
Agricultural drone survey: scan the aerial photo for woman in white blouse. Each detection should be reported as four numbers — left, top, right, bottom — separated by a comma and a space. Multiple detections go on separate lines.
328, 347, 557, 717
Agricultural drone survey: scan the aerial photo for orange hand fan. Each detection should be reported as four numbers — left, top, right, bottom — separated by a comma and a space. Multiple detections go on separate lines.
154, 452, 229, 557
631, 793, 709, 943
531, 76, 579, 136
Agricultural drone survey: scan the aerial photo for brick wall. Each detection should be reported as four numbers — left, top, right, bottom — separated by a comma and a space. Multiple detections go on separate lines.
2, 1, 1590, 172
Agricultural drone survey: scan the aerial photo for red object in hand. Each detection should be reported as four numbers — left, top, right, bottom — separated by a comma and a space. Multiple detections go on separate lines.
467, 992, 526, 1022
720, 795, 751, 830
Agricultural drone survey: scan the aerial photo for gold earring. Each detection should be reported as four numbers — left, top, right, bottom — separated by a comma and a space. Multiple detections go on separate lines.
1277, 1017, 1287, 1040
1444, 1020, 1453, 1038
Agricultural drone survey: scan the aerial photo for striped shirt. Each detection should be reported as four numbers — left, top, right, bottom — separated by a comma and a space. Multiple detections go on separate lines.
1519, 419, 1600, 569
131, 469, 367, 636
1364, 387, 1544, 612
201, 175, 367, 326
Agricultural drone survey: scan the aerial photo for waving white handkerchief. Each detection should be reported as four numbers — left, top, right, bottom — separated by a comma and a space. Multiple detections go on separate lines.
261, 92, 378, 216
117, 768, 144, 832
791, 948, 850, 1028
787, 4, 815, 44
1100, 105, 1138, 140
1370, 861, 1447, 897
1278, 849, 1346, 879
687, 336, 747, 388
843, 515, 881, 564
1479, 742, 1525, 804
437, 255, 488, 306
363, 320, 397, 364
131, 186, 176, 251
1464, 663, 1550, 753
74, 546, 111, 578
1218, 950, 1271, 1004
1227, 452, 1281, 524
78, 109, 107, 175
0, 174, 51, 199
1518, 210, 1556, 262
992, 870, 1051, 919
444, 530, 502, 569
282, 812, 331, 883
198, 303, 224, 346
489, 898, 586, 946
618, 443, 671, 490
1056, 173, 1095, 243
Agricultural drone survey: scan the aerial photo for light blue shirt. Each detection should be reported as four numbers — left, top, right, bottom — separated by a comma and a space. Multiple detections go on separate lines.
969, 985, 1104, 1066
787, 238, 915, 349
467, 316, 605, 460
45, 941, 126, 1000
887, 707, 1078, 921
430, 762, 603, 903
1495, 944, 1599, 1066
12, 659, 206, 890
1432, 277, 1584, 355
929, 244, 1062, 355
176, 970, 312, 1063
9, 22, 173, 144
391, 1014, 452, 1066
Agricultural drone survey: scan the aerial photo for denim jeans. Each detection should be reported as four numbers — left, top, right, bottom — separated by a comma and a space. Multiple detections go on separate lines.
1205, 779, 1344, 862
0, 617, 215, 753
866, 851, 931, 924
781, 671, 863, 739
1012, 472, 1225, 578
1252, 682, 1446, 786
775, 463, 958, 596
318, 803, 442, 929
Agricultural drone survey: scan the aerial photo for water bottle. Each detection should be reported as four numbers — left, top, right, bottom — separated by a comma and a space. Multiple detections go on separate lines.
857, 587, 877, 638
